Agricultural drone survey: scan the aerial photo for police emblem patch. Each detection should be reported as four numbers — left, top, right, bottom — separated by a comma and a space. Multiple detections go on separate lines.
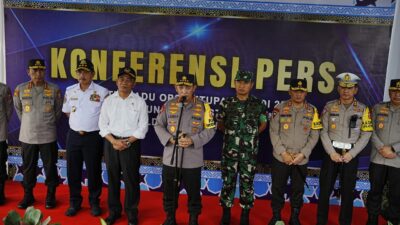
24, 105, 31, 113
283, 124, 289, 130
90, 91, 101, 102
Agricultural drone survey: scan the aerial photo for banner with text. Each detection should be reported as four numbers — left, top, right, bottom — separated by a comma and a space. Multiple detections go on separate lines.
4, 8, 390, 168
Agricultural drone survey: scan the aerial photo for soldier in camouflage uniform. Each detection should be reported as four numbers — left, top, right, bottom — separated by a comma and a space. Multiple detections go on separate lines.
269, 79, 322, 225
216, 71, 267, 225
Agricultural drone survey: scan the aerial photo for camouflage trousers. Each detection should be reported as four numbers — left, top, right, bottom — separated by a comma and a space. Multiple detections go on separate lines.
219, 147, 257, 209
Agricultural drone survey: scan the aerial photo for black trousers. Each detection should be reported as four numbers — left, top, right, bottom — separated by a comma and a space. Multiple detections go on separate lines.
270, 157, 307, 213
317, 152, 359, 225
66, 129, 103, 207
0, 141, 7, 183
104, 139, 141, 218
162, 165, 202, 216
367, 162, 400, 224
21, 141, 59, 190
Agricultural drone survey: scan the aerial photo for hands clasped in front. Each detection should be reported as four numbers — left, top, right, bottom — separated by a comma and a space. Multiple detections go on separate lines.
281, 151, 305, 165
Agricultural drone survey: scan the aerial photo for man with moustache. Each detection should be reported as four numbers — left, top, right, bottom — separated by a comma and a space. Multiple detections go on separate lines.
63, 59, 109, 217
13, 59, 63, 209
0, 82, 13, 205
99, 67, 148, 225
154, 74, 216, 225
317, 72, 373, 225
366, 79, 400, 225
269, 79, 322, 225
217, 71, 267, 225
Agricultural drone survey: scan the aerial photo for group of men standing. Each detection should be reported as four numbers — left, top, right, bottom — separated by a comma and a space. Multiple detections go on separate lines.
1, 58, 148, 225
0, 57, 399, 225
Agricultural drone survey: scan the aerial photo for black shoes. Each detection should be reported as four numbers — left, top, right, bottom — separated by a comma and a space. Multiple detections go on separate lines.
0, 183, 5, 205
104, 213, 121, 225
17, 194, 35, 209
240, 209, 250, 225
288, 208, 301, 225
189, 214, 199, 225
128, 217, 138, 225
268, 213, 282, 225
366, 215, 378, 225
45, 195, 56, 209
220, 207, 231, 225
65, 206, 82, 217
65, 205, 101, 217
45, 186, 57, 209
90, 204, 102, 216
162, 214, 177, 225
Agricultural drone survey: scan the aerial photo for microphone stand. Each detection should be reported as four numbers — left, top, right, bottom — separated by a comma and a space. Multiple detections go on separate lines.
169, 96, 186, 218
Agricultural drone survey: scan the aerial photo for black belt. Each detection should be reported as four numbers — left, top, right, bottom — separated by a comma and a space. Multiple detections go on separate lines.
111, 134, 130, 139
71, 129, 99, 136
333, 147, 353, 155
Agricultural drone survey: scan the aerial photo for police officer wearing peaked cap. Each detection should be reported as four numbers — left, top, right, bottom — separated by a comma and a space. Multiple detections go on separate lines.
366, 79, 400, 225
63, 59, 109, 217
154, 73, 216, 225
269, 79, 322, 225
317, 72, 373, 225
13, 59, 63, 209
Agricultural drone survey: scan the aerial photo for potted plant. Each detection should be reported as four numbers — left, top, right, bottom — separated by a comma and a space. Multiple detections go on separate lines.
3, 206, 60, 225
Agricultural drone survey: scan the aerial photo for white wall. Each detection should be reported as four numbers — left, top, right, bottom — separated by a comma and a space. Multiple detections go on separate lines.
0, 0, 6, 84
384, 2, 400, 101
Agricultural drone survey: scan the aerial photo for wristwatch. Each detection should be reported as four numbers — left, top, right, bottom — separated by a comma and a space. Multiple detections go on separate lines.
126, 140, 131, 147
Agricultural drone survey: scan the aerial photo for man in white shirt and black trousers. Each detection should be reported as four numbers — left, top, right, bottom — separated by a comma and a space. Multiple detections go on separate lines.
99, 67, 148, 225
63, 59, 109, 217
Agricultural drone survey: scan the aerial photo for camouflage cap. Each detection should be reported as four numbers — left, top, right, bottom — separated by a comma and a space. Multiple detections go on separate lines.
235, 71, 254, 82
290, 79, 308, 92
28, 59, 46, 69
389, 79, 400, 91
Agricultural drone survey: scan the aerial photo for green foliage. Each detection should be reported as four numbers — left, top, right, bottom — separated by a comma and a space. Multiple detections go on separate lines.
2, 207, 60, 225
2, 211, 21, 225
100, 218, 107, 225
